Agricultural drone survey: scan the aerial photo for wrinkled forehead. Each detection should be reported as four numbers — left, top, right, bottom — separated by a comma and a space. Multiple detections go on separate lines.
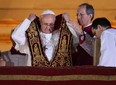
77, 6, 86, 13
41, 14, 56, 22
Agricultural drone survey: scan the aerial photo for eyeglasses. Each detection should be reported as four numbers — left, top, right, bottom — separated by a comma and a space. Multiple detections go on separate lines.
76, 13, 87, 17
43, 23, 55, 28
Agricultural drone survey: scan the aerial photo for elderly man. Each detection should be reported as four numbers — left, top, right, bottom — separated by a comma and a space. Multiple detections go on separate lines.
73, 3, 95, 65
11, 10, 79, 67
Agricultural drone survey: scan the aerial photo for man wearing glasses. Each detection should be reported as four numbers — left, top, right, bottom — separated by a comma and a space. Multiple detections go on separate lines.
73, 3, 95, 65
11, 10, 79, 67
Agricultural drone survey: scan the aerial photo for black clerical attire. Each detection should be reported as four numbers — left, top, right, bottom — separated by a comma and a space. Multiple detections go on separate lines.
72, 25, 94, 66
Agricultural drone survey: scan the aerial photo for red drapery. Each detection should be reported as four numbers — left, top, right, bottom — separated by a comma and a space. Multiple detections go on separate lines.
0, 66, 116, 85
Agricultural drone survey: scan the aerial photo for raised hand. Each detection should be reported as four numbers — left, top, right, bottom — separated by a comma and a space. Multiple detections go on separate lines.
69, 20, 83, 35
28, 13, 36, 22
62, 13, 70, 22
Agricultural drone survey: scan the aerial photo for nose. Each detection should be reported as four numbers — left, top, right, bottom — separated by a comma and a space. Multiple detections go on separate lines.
46, 25, 51, 29
77, 15, 81, 19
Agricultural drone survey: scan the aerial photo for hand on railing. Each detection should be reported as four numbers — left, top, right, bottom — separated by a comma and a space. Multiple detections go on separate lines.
0, 51, 6, 66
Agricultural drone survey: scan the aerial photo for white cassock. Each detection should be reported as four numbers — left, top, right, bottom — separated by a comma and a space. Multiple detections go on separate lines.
11, 18, 79, 66
98, 28, 116, 67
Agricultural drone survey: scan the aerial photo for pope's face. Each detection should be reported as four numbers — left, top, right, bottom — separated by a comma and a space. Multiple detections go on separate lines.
40, 14, 55, 33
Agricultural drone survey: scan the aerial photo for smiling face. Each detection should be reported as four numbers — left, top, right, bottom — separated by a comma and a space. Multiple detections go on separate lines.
40, 14, 56, 33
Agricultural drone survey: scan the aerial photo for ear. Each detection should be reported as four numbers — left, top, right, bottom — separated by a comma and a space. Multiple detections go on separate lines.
97, 25, 102, 30
89, 14, 92, 19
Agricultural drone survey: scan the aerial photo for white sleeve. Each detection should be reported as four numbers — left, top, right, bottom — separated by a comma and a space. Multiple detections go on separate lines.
66, 22, 79, 45
66, 22, 78, 38
11, 18, 31, 49
98, 31, 116, 67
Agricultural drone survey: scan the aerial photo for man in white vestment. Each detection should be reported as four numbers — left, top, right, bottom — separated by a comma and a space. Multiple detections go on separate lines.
11, 10, 80, 66
92, 17, 116, 67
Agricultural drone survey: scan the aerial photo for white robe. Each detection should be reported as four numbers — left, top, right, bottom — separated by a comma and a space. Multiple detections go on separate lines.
11, 18, 79, 66
98, 28, 116, 67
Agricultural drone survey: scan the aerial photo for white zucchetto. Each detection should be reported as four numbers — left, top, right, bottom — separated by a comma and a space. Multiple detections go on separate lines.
40, 10, 55, 15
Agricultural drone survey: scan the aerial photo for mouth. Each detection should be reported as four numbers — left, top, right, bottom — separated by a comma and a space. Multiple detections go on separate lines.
48, 27, 54, 32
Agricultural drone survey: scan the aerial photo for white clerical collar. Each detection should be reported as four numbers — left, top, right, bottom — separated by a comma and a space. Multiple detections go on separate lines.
84, 23, 92, 28
41, 32, 52, 41
42, 32, 52, 35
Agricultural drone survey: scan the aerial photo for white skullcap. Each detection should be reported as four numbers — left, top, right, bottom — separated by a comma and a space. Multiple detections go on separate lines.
40, 10, 55, 15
